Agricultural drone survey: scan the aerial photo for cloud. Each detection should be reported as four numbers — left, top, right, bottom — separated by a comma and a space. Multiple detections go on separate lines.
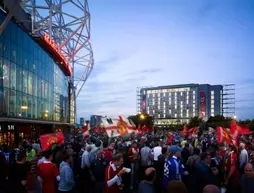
76, 0, 254, 120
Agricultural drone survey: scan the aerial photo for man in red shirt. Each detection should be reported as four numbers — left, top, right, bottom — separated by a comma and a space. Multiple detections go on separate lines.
37, 150, 60, 193
105, 153, 126, 193
128, 141, 139, 190
225, 145, 240, 193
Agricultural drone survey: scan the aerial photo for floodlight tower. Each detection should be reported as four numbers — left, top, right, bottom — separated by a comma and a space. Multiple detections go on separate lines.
21, 0, 94, 122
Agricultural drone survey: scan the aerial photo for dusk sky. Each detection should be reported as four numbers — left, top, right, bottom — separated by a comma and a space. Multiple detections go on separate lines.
77, 0, 254, 120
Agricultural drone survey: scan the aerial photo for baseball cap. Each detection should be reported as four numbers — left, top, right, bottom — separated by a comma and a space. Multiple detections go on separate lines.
170, 145, 183, 153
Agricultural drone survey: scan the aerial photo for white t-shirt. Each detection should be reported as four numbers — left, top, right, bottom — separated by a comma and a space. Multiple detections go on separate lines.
153, 146, 162, 161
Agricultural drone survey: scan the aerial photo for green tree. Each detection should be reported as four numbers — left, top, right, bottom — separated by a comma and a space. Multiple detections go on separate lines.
248, 119, 254, 131
206, 115, 232, 128
188, 116, 204, 128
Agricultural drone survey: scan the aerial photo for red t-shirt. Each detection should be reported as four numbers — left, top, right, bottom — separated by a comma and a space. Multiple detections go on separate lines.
37, 161, 59, 193
104, 148, 113, 162
105, 162, 122, 193
128, 147, 139, 163
226, 152, 240, 186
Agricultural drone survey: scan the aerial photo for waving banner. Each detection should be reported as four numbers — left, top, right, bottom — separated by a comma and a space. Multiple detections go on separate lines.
101, 116, 137, 137
40, 132, 64, 151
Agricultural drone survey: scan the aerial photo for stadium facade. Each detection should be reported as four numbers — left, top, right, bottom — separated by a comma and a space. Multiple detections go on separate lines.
137, 84, 235, 126
0, 0, 93, 145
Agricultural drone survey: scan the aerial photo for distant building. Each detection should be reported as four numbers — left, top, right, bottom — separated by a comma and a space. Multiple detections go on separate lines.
90, 115, 103, 129
137, 84, 235, 126
80, 117, 85, 126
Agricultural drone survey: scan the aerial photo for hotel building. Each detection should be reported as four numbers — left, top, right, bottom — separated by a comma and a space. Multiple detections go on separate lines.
137, 84, 224, 126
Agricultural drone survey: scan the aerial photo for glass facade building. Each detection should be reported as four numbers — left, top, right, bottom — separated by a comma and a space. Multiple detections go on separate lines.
0, 12, 71, 122
138, 84, 223, 126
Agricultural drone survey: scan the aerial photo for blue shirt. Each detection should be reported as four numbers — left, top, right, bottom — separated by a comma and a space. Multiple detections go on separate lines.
163, 156, 185, 186
58, 161, 75, 191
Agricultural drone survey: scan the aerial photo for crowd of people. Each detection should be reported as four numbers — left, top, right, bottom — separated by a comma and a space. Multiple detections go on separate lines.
0, 130, 254, 193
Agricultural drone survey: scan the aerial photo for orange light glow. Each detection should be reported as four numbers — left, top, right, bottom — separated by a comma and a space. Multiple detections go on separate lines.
42, 33, 72, 76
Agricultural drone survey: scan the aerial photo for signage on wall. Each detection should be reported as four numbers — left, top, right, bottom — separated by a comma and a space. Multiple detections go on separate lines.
199, 91, 206, 118
141, 94, 147, 112
8, 125, 15, 131
41, 33, 72, 76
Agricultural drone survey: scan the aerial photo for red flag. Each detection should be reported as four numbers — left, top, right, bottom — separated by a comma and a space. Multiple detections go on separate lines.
40, 132, 64, 151
167, 132, 174, 144
181, 124, 188, 136
216, 126, 237, 146
188, 127, 199, 137
230, 120, 251, 137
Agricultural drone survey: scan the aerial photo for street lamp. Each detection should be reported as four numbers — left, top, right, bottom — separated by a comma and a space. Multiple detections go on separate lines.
233, 115, 237, 120
140, 114, 145, 120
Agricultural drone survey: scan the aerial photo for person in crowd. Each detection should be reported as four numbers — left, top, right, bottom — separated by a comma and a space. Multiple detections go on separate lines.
80, 145, 93, 193
249, 151, 254, 168
91, 150, 108, 193
26, 144, 36, 162
138, 167, 156, 193
0, 153, 8, 193
163, 146, 187, 187
210, 148, 223, 185
128, 141, 140, 190
105, 153, 126, 193
181, 143, 190, 165
27, 149, 42, 193
140, 141, 152, 179
154, 147, 167, 193
7, 151, 28, 193
152, 141, 162, 162
37, 150, 60, 193
240, 163, 254, 193
58, 152, 75, 193
186, 147, 201, 173
191, 152, 219, 193
0, 144, 10, 162
202, 185, 220, 193
167, 180, 188, 193
239, 143, 248, 174
9, 142, 24, 164
224, 145, 240, 193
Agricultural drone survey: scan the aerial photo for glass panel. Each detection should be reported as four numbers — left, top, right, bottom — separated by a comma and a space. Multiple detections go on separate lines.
3, 60, 9, 88
4, 87, 9, 116
32, 97, 37, 119
23, 51, 29, 70
16, 66, 22, 91
10, 62, 16, 90
21, 93, 27, 117
3, 38, 10, 61
32, 73, 37, 97
28, 72, 33, 95
41, 80, 44, 98
37, 77, 41, 98
16, 91, 22, 117
27, 95, 32, 118
22, 70, 28, 93
9, 89, 16, 116
10, 41, 17, 63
